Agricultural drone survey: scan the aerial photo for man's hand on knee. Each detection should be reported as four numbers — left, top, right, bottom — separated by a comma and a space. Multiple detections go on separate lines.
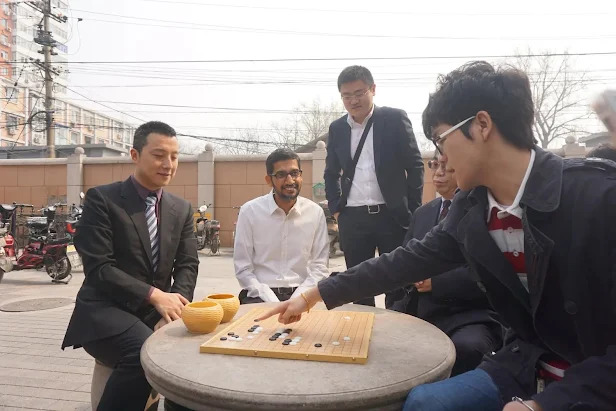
149, 288, 189, 323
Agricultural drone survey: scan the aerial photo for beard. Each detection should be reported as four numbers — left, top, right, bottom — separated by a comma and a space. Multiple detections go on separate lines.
275, 183, 300, 201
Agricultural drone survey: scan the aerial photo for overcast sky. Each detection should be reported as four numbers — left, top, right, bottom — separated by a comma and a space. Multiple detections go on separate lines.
62, 0, 616, 151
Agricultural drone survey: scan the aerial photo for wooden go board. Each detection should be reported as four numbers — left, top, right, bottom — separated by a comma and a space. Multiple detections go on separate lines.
200, 308, 375, 364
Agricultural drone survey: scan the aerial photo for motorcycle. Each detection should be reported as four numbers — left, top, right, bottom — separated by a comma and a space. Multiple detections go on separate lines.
65, 192, 85, 269
0, 203, 18, 283
195, 204, 221, 254
319, 200, 341, 258
0, 202, 72, 284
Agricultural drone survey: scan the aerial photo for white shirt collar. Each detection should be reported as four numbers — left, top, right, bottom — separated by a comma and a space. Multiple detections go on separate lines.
346, 105, 375, 128
487, 149, 536, 222
266, 190, 301, 216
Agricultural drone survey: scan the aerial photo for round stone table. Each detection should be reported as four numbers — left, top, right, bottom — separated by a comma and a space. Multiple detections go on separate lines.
141, 303, 455, 410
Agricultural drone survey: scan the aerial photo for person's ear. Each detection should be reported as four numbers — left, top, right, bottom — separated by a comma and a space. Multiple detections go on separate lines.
130, 148, 139, 163
265, 175, 273, 187
475, 111, 494, 142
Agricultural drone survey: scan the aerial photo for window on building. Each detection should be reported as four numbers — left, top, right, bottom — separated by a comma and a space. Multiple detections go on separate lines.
0, 67, 8, 76
85, 135, 93, 145
1, 19, 7, 28
0, 50, 8, 60
0, 35, 8, 47
5, 87, 19, 104
6, 115, 19, 135
71, 131, 80, 144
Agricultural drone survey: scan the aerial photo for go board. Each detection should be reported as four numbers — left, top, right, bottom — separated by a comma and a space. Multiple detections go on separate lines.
200, 307, 374, 364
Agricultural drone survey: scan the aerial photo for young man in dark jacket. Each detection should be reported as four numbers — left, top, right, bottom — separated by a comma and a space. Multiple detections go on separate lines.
260, 61, 616, 411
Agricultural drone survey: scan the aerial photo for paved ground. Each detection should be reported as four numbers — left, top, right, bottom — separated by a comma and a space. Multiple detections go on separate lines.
0, 249, 384, 410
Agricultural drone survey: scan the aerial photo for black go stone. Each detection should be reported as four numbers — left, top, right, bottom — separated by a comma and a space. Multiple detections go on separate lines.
284, 339, 292, 343
269, 337, 277, 341
220, 337, 227, 341
254, 319, 259, 322
282, 341, 290, 345
284, 329, 292, 333
314, 343, 322, 348
248, 329, 255, 332
227, 332, 235, 336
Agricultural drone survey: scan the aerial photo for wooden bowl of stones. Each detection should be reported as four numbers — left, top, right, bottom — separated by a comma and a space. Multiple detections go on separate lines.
204, 293, 240, 323
182, 301, 223, 334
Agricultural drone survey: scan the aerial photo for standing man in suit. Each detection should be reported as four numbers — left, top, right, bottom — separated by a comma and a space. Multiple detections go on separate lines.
62, 121, 199, 410
392, 152, 502, 376
324, 65, 424, 307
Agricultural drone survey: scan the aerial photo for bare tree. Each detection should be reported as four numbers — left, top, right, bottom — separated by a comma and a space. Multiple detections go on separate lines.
511, 51, 591, 148
218, 128, 270, 155
271, 99, 344, 148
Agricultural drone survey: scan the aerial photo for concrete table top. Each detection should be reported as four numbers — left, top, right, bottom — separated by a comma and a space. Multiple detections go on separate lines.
141, 303, 455, 411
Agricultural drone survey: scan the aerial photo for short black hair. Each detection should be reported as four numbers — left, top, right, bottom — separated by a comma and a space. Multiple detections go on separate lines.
587, 143, 616, 162
266, 148, 301, 175
337, 65, 374, 91
133, 121, 177, 153
422, 61, 535, 149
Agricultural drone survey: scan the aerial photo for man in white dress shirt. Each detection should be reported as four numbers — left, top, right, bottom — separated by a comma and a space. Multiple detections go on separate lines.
234, 148, 330, 303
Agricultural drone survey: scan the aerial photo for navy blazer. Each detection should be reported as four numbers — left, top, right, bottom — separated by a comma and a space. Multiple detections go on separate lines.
323, 106, 424, 227
319, 149, 616, 410
402, 197, 500, 335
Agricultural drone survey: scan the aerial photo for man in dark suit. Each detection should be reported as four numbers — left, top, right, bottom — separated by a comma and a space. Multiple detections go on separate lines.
392, 152, 502, 376
62, 121, 199, 411
324, 65, 424, 307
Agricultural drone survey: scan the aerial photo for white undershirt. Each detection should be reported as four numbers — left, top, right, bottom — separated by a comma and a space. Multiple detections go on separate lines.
345, 106, 386, 206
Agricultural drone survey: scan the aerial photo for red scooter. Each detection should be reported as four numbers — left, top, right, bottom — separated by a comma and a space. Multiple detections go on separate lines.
0, 203, 72, 284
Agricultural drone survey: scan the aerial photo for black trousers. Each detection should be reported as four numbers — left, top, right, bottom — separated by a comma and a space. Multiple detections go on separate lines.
83, 321, 154, 411
337, 205, 406, 307
449, 323, 503, 377
239, 287, 296, 304
83, 313, 192, 411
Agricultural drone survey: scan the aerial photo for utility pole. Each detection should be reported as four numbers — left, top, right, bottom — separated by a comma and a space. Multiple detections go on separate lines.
28, 0, 67, 158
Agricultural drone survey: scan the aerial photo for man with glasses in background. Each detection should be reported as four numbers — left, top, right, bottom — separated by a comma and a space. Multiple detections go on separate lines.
234, 148, 329, 304
324, 65, 424, 307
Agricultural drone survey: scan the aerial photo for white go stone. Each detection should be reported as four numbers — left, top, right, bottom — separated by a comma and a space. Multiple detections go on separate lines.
343, 316, 351, 320
290, 342, 297, 346
234, 337, 243, 342
343, 337, 351, 341
332, 341, 340, 346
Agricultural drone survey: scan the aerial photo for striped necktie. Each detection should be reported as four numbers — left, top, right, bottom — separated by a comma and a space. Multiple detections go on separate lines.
438, 199, 451, 223
145, 194, 159, 273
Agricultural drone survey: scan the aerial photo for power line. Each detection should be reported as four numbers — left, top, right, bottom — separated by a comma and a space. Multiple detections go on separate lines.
63, 85, 146, 123
131, 0, 616, 16
4, 51, 616, 65
67, 10, 616, 41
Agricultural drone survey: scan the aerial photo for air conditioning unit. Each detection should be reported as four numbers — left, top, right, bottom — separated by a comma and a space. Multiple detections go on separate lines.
7, 127, 16, 135
33, 136, 42, 144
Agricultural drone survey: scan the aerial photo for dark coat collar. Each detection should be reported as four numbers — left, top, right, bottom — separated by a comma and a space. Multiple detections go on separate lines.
467, 147, 563, 214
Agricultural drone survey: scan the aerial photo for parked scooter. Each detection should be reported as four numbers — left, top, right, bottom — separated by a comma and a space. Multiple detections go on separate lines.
195, 203, 221, 254
65, 192, 85, 269
319, 200, 341, 258
0, 202, 72, 284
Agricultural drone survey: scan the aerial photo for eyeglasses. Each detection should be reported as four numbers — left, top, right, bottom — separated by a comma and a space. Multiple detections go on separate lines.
428, 160, 454, 173
431, 116, 475, 155
270, 169, 303, 180
341, 88, 370, 102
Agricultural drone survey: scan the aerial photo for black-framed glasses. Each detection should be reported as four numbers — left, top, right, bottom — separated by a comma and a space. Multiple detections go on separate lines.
428, 159, 454, 173
270, 169, 303, 180
341, 88, 370, 102
430, 116, 475, 155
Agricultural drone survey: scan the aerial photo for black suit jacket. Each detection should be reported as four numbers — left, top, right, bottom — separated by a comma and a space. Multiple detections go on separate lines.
401, 198, 499, 335
323, 106, 424, 227
62, 178, 199, 349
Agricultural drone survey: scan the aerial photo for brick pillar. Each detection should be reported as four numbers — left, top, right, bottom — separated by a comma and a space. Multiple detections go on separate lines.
198, 144, 215, 218
67, 147, 85, 206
